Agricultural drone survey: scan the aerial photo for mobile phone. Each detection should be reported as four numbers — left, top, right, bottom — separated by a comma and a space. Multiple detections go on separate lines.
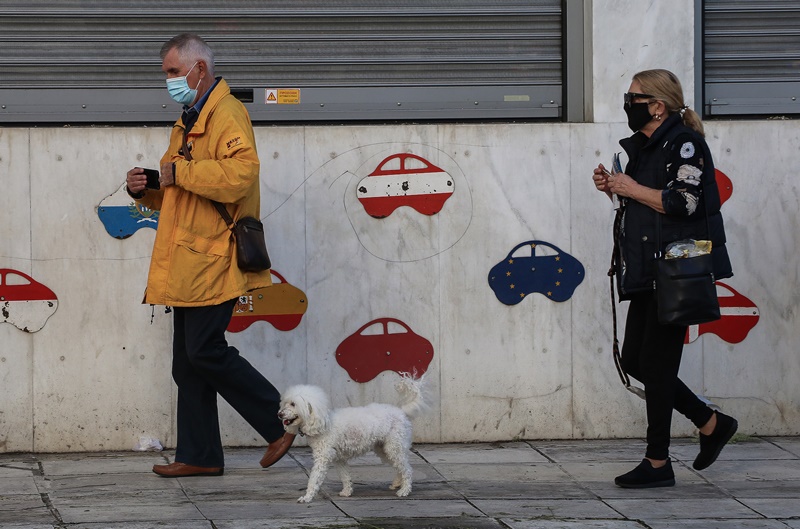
142, 168, 160, 190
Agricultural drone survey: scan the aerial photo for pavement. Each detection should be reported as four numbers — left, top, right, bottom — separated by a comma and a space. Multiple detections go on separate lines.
2, 436, 800, 529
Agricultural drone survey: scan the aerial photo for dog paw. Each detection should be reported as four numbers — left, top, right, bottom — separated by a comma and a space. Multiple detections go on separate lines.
297, 495, 313, 503
396, 486, 411, 497
338, 489, 352, 497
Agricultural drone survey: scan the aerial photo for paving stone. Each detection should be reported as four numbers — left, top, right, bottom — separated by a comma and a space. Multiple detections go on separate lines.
736, 498, 800, 518
533, 439, 648, 463
0, 464, 38, 478
503, 520, 648, 529
0, 476, 39, 495
435, 462, 572, 482
696, 459, 800, 482
213, 517, 360, 529
647, 520, 790, 529
0, 524, 57, 529
57, 502, 205, 525
0, 495, 54, 524
763, 437, 800, 458
471, 499, 622, 519
195, 498, 344, 520
65, 523, 213, 529
606, 498, 761, 520
40, 454, 166, 476
360, 516, 507, 528
415, 442, 549, 464
668, 437, 795, 463
449, 479, 596, 500
332, 498, 485, 519
715, 480, 800, 498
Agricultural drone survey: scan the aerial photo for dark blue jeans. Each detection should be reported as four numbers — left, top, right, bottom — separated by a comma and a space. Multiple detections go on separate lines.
171, 298, 284, 467
621, 291, 714, 461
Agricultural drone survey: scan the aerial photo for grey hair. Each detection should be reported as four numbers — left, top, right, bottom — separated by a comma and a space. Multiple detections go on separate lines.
160, 33, 215, 76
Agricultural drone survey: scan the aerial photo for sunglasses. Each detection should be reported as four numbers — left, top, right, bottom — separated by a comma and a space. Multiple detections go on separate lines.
624, 92, 656, 106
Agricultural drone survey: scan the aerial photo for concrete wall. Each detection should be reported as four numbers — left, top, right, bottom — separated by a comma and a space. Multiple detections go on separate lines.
1, 1, 798, 452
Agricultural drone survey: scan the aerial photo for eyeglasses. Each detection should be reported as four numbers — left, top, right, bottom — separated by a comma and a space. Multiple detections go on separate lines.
624, 92, 656, 107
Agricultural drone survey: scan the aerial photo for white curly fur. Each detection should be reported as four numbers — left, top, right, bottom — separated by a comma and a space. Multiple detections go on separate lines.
278, 374, 426, 503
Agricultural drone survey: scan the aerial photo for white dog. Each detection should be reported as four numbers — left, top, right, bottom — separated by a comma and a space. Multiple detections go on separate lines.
278, 375, 426, 503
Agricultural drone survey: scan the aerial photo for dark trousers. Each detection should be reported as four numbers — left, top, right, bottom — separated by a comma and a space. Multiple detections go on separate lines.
621, 291, 714, 461
171, 298, 284, 467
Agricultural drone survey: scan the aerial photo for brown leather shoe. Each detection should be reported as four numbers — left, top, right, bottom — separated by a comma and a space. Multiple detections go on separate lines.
152, 462, 223, 477
260, 432, 296, 468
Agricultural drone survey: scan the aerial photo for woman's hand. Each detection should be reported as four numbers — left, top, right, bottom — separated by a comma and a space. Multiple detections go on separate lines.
606, 171, 637, 198
593, 164, 612, 199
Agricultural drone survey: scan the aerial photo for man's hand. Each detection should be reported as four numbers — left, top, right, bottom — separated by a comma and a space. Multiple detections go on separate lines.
126, 167, 147, 195
160, 162, 176, 187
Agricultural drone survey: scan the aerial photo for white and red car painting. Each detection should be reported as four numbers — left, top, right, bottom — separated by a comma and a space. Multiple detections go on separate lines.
685, 281, 760, 344
0, 269, 58, 333
357, 153, 455, 218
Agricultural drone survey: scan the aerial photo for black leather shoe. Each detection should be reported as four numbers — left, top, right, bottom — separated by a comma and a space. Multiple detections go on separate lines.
694, 412, 738, 470
615, 458, 675, 488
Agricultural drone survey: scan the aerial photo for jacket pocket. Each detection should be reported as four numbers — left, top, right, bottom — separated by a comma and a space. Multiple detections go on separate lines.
166, 230, 232, 303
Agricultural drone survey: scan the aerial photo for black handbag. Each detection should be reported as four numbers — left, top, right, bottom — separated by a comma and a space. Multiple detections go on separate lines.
654, 251, 719, 326
212, 201, 271, 273
653, 170, 720, 326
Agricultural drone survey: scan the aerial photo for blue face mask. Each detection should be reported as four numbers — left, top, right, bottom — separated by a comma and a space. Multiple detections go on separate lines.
166, 62, 200, 106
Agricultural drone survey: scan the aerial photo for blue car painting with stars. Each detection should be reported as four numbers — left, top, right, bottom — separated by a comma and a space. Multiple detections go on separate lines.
488, 240, 585, 305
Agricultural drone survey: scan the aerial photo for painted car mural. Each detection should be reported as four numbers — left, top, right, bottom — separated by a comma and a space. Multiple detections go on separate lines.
227, 270, 307, 332
0, 268, 59, 333
97, 183, 159, 239
488, 240, 585, 304
357, 153, 455, 218
716, 168, 733, 207
685, 281, 760, 344
336, 318, 433, 383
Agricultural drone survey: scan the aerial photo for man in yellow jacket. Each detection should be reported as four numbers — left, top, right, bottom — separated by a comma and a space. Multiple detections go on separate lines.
126, 33, 294, 477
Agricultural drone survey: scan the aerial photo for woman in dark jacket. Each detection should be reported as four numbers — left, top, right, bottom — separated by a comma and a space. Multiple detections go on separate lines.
592, 69, 738, 488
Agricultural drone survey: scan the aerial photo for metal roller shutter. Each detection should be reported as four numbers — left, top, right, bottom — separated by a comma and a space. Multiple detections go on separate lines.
0, 0, 565, 123
703, 0, 800, 116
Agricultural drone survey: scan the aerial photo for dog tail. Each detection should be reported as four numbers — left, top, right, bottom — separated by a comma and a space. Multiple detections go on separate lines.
396, 372, 427, 418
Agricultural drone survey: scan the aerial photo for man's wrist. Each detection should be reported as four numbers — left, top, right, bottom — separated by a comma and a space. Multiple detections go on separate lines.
126, 186, 145, 199
172, 162, 177, 185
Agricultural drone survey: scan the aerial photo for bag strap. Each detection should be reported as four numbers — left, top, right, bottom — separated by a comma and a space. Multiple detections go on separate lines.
609, 209, 646, 400
182, 127, 236, 233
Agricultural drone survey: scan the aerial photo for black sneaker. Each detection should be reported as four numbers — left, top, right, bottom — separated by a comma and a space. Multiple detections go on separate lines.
693, 412, 738, 470
614, 458, 675, 488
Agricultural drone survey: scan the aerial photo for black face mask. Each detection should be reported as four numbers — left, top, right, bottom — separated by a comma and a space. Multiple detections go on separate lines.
624, 102, 653, 132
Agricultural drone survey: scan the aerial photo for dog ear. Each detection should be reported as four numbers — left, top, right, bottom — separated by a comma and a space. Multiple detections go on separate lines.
296, 386, 330, 436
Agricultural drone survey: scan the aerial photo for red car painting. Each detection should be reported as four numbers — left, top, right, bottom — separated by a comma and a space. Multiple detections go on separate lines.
357, 153, 455, 218
336, 317, 433, 383
715, 169, 733, 207
227, 270, 307, 332
685, 281, 759, 344
0, 268, 59, 333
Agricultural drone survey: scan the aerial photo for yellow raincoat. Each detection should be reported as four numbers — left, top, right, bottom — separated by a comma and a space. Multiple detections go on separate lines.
137, 78, 271, 307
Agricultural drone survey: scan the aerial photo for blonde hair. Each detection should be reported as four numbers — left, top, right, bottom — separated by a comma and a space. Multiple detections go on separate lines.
633, 69, 704, 137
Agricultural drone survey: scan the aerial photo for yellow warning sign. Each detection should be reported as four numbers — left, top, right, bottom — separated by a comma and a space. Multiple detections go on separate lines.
265, 89, 300, 105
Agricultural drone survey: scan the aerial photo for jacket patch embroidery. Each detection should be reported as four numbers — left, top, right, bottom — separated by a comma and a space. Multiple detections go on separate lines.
679, 141, 695, 159
226, 136, 242, 150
